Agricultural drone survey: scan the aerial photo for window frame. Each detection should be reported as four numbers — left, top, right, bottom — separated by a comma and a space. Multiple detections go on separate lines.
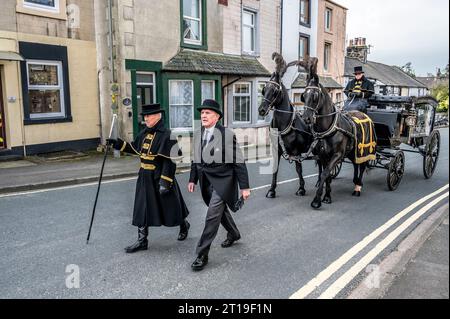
325, 7, 333, 32
257, 81, 269, 123
180, 0, 208, 50
182, 0, 202, 46
324, 42, 331, 72
136, 71, 157, 126
23, 0, 60, 13
26, 60, 66, 119
299, 0, 311, 27
299, 33, 310, 60
233, 82, 252, 124
168, 79, 195, 132
242, 9, 258, 55
201, 80, 216, 101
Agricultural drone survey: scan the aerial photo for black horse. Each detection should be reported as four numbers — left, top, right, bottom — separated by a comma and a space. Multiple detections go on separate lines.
299, 57, 373, 209
258, 53, 315, 198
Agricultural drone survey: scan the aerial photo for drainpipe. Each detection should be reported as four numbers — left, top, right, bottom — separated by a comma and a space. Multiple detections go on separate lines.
280, 0, 283, 55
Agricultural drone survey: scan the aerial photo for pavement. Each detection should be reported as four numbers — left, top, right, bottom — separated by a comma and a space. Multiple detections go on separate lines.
0, 129, 449, 299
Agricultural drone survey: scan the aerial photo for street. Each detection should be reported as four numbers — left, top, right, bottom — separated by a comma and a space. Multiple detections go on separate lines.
0, 128, 448, 299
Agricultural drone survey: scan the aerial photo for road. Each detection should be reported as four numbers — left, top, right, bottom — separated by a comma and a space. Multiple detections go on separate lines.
0, 128, 448, 299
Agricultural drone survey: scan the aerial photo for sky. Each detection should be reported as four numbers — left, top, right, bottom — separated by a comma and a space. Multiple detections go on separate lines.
337, 0, 449, 76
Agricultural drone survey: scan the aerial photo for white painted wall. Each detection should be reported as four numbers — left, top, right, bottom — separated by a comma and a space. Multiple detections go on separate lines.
281, 0, 319, 90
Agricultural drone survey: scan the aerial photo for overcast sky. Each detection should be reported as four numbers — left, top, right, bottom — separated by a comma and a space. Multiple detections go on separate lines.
337, 0, 449, 76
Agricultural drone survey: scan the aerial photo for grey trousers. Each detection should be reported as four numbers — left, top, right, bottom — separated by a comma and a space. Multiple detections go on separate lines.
196, 188, 241, 256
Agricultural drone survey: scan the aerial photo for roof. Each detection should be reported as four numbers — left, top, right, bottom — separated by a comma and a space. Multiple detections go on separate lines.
326, 0, 348, 10
416, 76, 449, 89
345, 57, 427, 89
163, 49, 271, 77
0, 51, 25, 61
292, 73, 343, 89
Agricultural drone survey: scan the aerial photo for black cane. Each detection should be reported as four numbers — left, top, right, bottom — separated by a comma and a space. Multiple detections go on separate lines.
87, 115, 117, 244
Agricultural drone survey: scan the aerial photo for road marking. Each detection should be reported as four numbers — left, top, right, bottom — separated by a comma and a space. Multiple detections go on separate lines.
251, 174, 319, 191
318, 191, 449, 299
289, 184, 449, 299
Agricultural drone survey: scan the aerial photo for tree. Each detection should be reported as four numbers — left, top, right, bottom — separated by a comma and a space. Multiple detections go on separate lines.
443, 61, 449, 77
431, 83, 449, 113
400, 62, 416, 78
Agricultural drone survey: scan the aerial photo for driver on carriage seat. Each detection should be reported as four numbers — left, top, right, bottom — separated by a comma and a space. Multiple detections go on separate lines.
343, 66, 375, 113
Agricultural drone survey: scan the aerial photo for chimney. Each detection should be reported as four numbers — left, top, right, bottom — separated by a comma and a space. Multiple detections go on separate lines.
346, 36, 371, 63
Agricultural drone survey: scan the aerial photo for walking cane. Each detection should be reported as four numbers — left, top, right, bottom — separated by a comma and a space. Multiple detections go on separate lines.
86, 114, 117, 244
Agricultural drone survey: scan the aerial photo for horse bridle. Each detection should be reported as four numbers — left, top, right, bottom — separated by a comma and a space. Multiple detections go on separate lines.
303, 85, 338, 124
262, 80, 284, 117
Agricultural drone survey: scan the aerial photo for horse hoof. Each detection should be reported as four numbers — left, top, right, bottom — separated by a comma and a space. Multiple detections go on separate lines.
296, 189, 306, 196
352, 191, 361, 197
311, 200, 322, 209
322, 196, 332, 204
266, 190, 276, 198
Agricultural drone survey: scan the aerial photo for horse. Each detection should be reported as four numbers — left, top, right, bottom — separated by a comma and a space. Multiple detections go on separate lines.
258, 53, 316, 198
299, 57, 375, 209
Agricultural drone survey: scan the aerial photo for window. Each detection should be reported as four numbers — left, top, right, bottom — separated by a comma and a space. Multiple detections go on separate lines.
201, 80, 215, 101
325, 8, 332, 32
336, 92, 342, 103
24, 0, 59, 12
26, 61, 65, 119
183, 0, 202, 45
242, 10, 257, 54
257, 82, 267, 121
136, 72, 156, 125
233, 83, 251, 123
169, 80, 194, 130
324, 42, 331, 72
299, 34, 310, 60
300, 0, 310, 26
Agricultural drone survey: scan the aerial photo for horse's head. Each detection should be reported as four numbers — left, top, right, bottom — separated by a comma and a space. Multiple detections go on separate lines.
258, 52, 301, 117
299, 57, 322, 125
258, 72, 284, 117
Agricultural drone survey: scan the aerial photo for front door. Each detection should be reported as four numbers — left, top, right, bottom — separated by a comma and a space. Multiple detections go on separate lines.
0, 75, 6, 150
136, 72, 156, 132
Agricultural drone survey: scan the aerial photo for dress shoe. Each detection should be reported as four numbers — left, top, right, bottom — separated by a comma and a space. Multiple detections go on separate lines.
221, 236, 241, 248
178, 220, 190, 241
125, 227, 148, 253
191, 255, 208, 271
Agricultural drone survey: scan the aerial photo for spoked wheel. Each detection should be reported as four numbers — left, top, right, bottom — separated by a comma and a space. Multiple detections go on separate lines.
387, 151, 405, 191
423, 130, 440, 179
331, 161, 343, 179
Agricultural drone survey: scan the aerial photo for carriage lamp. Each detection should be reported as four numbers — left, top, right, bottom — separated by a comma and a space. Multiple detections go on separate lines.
405, 116, 416, 127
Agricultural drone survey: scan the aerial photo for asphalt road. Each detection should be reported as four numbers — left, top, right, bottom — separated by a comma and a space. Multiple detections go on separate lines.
0, 128, 448, 299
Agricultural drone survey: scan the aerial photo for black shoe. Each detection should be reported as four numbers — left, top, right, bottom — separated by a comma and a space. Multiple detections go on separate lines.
221, 236, 241, 248
191, 255, 208, 271
124, 239, 148, 253
178, 220, 190, 241
125, 227, 148, 253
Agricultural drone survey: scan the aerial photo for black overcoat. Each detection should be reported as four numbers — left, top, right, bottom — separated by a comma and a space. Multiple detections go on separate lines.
114, 120, 189, 227
189, 124, 250, 212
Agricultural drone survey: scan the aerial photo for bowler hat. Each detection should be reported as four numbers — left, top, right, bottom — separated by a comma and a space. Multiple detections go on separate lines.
141, 103, 165, 116
354, 66, 364, 74
197, 99, 223, 118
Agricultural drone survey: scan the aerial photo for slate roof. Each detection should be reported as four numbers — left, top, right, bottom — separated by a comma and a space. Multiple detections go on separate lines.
416, 76, 449, 89
163, 49, 271, 77
345, 57, 427, 88
291, 73, 343, 89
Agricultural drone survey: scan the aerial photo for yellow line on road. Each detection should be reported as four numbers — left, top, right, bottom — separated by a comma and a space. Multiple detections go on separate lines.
289, 184, 449, 299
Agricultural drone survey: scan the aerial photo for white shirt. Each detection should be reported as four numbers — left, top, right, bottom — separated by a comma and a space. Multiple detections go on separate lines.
202, 124, 216, 146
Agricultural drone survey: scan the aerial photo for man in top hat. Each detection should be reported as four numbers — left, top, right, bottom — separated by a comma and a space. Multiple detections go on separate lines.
107, 104, 190, 253
188, 99, 251, 271
344, 66, 375, 113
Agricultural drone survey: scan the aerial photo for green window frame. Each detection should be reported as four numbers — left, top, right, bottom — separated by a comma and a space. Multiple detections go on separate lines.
162, 73, 221, 133
180, 0, 208, 50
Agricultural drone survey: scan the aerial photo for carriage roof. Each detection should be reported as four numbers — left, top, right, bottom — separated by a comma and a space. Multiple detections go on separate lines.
368, 95, 438, 109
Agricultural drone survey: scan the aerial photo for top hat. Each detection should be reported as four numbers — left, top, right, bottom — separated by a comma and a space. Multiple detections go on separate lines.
353, 66, 364, 74
197, 99, 223, 119
141, 103, 165, 116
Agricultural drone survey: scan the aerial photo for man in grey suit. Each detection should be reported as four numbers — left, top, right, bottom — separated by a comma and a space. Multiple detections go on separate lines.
188, 99, 251, 271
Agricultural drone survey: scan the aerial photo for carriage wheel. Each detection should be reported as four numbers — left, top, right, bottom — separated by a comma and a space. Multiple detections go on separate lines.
387, 151, 405, 191
331, 161, 343, 179
423, 130, 440, 179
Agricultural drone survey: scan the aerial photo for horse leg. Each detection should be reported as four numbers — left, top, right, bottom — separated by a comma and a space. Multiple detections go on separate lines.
266, 150, 282, 198
352, 163, 367, 197
322, 176, 333, 204
311, 154, 342, 209
295, 161, 306, 196
316, 161, 323, 188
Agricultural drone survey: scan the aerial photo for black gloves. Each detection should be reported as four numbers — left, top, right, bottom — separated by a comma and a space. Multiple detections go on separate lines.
349, 92, 363, 98
159, 184, 171, 196
106, 138, 118, 148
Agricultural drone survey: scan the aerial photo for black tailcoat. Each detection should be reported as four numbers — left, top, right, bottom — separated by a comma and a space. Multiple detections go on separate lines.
189, 124, 250, 212
114, 120, 189, 227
